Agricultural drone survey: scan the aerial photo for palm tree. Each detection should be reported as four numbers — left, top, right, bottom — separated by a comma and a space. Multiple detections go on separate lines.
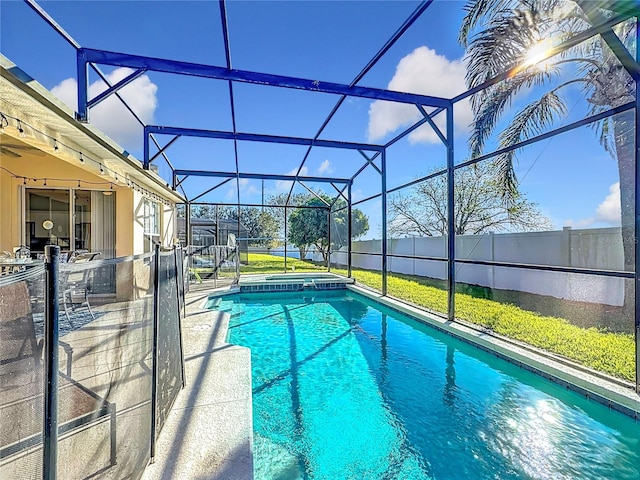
459, 0, 637, 310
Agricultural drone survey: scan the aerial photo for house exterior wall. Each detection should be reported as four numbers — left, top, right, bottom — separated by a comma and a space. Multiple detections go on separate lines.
0, 151, 176, 257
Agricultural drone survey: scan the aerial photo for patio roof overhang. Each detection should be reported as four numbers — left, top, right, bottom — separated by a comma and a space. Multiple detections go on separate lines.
0, 55, 185, 204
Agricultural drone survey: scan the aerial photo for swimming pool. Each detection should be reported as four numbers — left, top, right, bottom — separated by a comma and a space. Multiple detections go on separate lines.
208, 290, 640, 479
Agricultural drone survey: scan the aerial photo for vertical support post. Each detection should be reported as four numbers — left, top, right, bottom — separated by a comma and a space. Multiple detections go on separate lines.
174, 247, 186, 388
348, 181, 353, 278
284, 207, 288, 273
150, 244, 160, 462
143, 126, 150, 170
236, 203, 241, 259
635, 18, 640, 393
186, 203, 192, 247
43, 245, 60, 480
76, 53, 88, 123
446, 104, 455, 322
327, 207, 331, 271
185, 203, 192, 287
381, 149, 388, 295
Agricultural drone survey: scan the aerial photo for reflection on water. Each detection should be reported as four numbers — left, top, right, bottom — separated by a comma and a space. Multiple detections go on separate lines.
216, 291, 640, 480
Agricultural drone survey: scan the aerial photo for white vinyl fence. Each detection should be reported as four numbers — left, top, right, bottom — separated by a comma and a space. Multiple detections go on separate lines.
321, 227, 626, 306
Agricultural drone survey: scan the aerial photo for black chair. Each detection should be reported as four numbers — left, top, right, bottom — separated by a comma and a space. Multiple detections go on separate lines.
62, 251, 101, 325
0, 280, 116, 469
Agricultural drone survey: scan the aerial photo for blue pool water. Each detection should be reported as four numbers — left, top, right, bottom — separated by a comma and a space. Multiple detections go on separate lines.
208, 290, 640, 480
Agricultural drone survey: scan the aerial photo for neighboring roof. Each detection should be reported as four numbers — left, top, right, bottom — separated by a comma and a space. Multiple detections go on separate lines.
0, 54, 185, 204
178, 217, 248, 233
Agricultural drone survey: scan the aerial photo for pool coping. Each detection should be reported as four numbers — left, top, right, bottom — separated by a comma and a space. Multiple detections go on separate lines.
348, 284, 640, 420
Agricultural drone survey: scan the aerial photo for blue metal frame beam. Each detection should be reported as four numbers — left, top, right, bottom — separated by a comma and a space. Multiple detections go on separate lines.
385, 107, 446, 148
381, 149, 388, 295
173, 169, 350, 184
635, 16, 640, 394
87, 68, 147, 109
577, 1, 640, 81
297, 181, 331, 206
25, 0, 80, 48
146, 126, 381, 150
218, 0, 242, 210
190, 177, 235, 203
149, 135, 181, 164
144, 125, 382, 168
357, 150, 382, 175
446, 106, 455, 322
416, 105, 446, 145
286, 0, 434, 201
456, 102, 634, 171
330, 182, 348, 202
76, 47, 451, 122
189, 201, 328, 209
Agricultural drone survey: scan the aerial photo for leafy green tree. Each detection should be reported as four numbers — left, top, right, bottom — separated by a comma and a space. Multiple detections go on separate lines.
389, 164, 552, 237
288, 195, 369, 264
459, 1, 636, 302
189, 205, 279, 247
218, 206, 280, 247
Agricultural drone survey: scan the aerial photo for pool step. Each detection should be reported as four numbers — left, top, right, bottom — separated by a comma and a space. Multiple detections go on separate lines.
239, 281, 350, 293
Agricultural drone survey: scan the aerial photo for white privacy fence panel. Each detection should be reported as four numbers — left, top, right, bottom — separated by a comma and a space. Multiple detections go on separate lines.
322, 227, 625, 306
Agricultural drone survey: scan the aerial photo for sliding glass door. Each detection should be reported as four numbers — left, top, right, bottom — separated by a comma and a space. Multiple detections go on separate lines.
25, 188, 115, 258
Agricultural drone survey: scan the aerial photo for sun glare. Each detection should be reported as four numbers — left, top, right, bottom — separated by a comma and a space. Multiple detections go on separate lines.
521, 38, 555, 72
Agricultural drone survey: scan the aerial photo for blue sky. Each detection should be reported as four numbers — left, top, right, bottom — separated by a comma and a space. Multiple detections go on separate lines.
0, 0, 625, 238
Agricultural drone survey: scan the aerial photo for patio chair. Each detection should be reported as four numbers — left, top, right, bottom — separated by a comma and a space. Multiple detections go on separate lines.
62, 251, 101, 325
0, 280, 116, 471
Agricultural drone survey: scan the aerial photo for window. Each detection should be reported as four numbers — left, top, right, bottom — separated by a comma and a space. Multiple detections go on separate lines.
143, 199, 160, 253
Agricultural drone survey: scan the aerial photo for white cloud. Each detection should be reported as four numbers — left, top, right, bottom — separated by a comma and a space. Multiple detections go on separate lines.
318, 159, 333, 174
226, 178, 260, 200
564, 182, 621, 228
595, 182, 621, 225
51, 68, 158, 151
367, 46, 472, 144
276, 166, 308, 192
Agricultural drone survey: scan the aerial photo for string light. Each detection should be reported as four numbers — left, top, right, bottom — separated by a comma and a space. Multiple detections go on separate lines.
0, 111, 177, 205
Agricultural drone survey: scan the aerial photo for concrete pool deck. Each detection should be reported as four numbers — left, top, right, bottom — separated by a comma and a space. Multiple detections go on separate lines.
141, 280, 253, 480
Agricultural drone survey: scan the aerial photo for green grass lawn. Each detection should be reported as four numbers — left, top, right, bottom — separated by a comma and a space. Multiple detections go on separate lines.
241, 253, 327, 274
241, 254, 634, 382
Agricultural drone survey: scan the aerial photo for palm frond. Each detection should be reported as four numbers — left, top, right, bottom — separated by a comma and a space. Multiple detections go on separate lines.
491, 90, 567, 205
459, 0, 515, 47
592, 116, 617, 158
499, 90, 568, 147
469, 69, 558, 157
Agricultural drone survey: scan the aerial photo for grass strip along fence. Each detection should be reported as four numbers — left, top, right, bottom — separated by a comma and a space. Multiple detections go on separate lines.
241, 254, 634, 382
